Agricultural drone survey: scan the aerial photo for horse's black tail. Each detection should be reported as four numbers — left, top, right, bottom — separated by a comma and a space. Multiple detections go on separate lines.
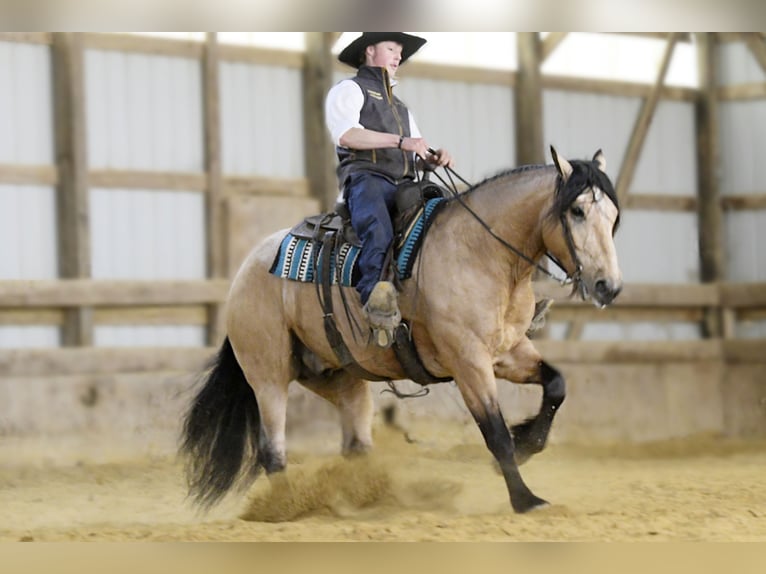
180, 336, 262, 509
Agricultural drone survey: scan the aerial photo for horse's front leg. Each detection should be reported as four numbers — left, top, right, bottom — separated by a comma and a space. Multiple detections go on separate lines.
495, 337, 566, 465
453, 358, 548, 513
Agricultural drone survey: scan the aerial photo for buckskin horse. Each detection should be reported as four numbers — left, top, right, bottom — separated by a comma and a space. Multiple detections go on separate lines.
181, 147, 622, 514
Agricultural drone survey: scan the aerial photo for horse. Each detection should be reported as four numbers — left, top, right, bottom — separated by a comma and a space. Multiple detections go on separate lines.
180, 146, 622, 514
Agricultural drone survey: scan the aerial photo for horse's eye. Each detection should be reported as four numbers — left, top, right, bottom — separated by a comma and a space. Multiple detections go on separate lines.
570, 206, 585, 219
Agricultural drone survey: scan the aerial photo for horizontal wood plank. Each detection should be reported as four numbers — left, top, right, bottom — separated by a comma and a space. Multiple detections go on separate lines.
535, 340, 723, 363
0, 280, 230, 307
0, 346, 214, 376
0, 164, 58, 186
0, 33, 52, 45
90, 169, 207, 191
717, 83, 766, 100
534, 282, 720, 307
224, 175, 311, 197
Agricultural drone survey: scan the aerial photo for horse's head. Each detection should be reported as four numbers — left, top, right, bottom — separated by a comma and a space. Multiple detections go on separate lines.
543, 146, 622, 307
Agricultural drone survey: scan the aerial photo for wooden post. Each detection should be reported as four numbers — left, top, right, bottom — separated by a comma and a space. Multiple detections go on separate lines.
514, 33, 544, 166
303, 32, 339, 212
202, 32, 227, 346
51, 32, 93, 347
615, 33, 678, 205
695, 33, 724, 338
515, 33, 550, 337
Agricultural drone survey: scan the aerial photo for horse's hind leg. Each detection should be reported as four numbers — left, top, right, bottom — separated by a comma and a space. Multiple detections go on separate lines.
298, 372, 374, 455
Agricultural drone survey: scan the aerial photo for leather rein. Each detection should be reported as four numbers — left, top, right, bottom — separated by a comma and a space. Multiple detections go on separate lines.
423, 149, 583, 292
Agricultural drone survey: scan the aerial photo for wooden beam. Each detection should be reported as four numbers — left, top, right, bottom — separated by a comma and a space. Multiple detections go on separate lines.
626, 193, 697, 211
89, 169, 206, 191
744, 33, 766, 76
533, 281, 719, 307
0, 347, 214, 377
541, 33, 568, 62
535, 340, 723, 364
0, 33, 52, 44
202, 33, 227, 346
695, 33, 724, 339
721, 194, 766, 210
722, 340, 766, 364
719, 283, 766, 308
0, 164, 58, 185
218, 43, 304, 68
717, 83, 766, 100
81, 33, 203, 59
303, 33, 339, 212
515, 33, 544, 165
93, 306, 209, 325
549, 307, 705, 323
52, 33, 93, 347
544, 75, 697, 102
224, 175, 311, 197
615, 33, 679, 205
0, 279, 230, 307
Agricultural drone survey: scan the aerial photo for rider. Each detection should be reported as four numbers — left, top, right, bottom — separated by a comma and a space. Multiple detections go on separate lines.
325, 32, 454, 347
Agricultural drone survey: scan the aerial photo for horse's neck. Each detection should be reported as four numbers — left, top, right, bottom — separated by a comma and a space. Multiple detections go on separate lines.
456, 169, 555, 276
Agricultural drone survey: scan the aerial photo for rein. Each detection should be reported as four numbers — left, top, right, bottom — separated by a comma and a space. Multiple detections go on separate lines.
423, 150, 581, 288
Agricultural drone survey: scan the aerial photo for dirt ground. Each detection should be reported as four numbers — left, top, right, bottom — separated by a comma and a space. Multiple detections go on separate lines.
1, 419, 765, 542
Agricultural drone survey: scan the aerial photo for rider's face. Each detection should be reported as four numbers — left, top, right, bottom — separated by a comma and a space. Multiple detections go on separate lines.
365, 41, 403, 79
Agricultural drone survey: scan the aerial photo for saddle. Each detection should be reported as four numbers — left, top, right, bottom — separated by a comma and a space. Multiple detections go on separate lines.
288, 177, 453, 387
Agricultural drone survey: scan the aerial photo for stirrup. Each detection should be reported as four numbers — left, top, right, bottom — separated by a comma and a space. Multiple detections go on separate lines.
363, 281, 401, 348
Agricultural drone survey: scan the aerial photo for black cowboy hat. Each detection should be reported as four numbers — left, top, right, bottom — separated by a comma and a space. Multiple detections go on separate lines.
338, 32, 427, 68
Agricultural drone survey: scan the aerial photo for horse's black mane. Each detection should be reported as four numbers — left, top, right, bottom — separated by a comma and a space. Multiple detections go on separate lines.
456, 158, 620, 226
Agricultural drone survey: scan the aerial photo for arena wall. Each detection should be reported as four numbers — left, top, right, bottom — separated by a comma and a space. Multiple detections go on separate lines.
0, 33, 764, 461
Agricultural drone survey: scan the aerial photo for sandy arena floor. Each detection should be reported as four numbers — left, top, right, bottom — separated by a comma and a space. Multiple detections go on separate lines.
1, 419, 765, 542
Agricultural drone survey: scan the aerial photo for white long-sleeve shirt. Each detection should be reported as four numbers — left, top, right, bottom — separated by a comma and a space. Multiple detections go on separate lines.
324, 78, 422, 147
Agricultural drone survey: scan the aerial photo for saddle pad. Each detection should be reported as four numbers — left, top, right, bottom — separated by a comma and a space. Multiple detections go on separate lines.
269, 235, 361, 285
269, 197, 446, 287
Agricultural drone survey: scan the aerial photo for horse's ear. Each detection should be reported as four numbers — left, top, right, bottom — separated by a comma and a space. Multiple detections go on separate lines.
593, 149, 607, 173
550, 145, 573, 180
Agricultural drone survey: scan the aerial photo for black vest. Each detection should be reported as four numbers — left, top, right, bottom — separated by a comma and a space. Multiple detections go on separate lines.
336, 66, 414, 187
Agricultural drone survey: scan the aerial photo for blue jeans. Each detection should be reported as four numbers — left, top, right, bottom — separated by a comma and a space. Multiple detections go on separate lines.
345, 172, 399, 304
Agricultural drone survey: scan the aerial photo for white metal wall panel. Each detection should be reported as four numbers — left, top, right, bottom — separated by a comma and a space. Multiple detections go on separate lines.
397, 78, 515, 182
719, 101, 765, 195
616, 210, 700, 283
90, 188, 205, 279
220, 62, 305, 177
544, 90, 641, 178
0, 42, 54, 164
85, 50, 203, 171
725, 210, 766, 282
632, 101, 697, 195
0, 326, 60, 348
0, 185, 58, 279
717, 42, 766, 86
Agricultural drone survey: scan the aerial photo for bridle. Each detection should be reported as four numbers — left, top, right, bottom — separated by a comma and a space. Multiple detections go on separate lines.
422, 151, 584, 291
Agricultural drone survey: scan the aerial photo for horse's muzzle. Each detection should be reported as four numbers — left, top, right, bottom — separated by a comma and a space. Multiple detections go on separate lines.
593, 278, 622, 307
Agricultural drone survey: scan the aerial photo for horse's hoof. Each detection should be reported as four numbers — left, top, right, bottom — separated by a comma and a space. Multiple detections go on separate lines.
512, 494, 549, 514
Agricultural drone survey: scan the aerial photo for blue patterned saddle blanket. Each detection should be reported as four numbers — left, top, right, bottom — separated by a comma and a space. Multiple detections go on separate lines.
269, 198, 446, 286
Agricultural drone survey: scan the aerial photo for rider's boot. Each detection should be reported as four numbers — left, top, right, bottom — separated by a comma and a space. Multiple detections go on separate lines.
363, 281, 401, 348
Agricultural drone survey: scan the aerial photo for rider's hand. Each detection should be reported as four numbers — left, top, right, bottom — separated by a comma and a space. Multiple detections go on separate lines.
399, 137, 454, 169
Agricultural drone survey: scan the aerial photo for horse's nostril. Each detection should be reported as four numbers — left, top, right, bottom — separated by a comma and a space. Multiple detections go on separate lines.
595, 279, 609, 295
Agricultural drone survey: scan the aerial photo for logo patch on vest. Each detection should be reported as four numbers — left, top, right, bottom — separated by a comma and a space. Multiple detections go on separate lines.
366, 89, 383, 100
